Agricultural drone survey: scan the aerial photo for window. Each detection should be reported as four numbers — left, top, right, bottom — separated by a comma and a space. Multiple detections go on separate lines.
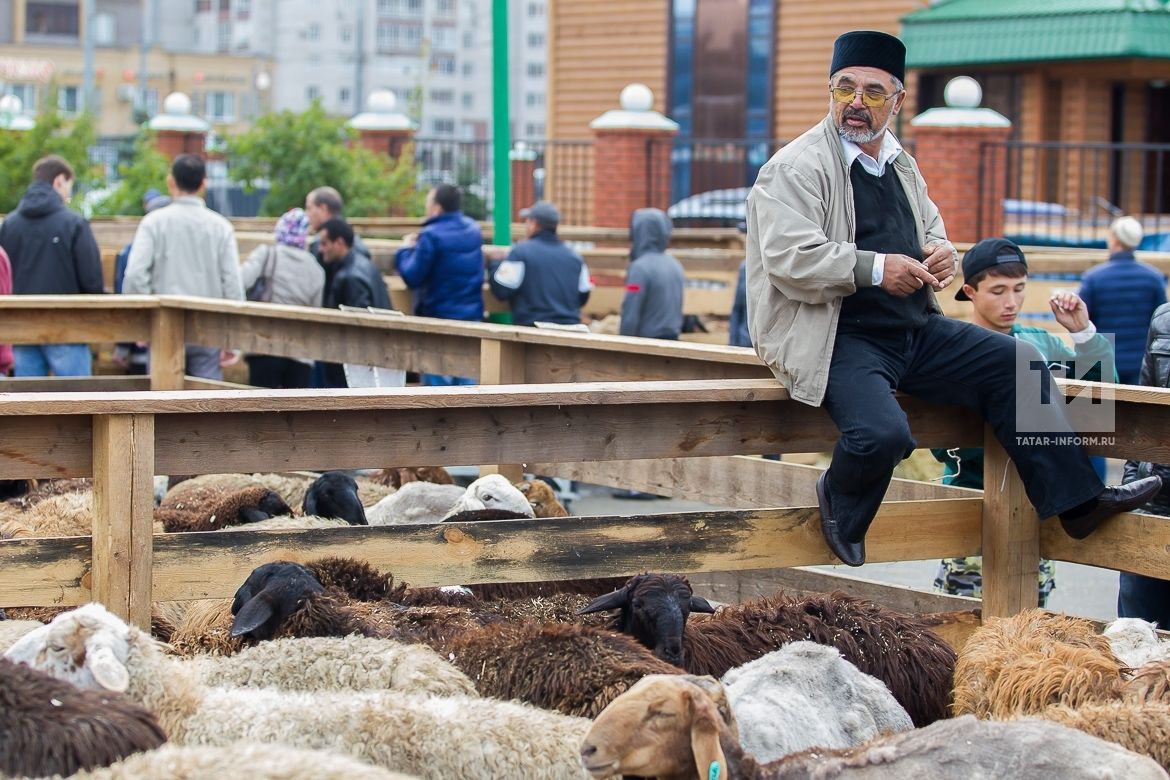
307, 23, 320, 41
405, 0, 422, 16
524, 122, 545, 138
429, 89, 454, 104
377, 22, 399, 50
25, 1, 80, 38
340, 25, 352, 43
462, 30, 474, 48
306, 85, 320, 102
431, 54, 456, 75
431, 25, 455, 50
377, 0, 396, 14
525, 92, 544, 108
461, 61, 473, 77
196, 0, 211, 11
461, 91, 473, 109
436, 0, 455, 15
205, 91, 235, 121
57, 85, 80, 115
236, 0, 250, 17
219, 0, 229, 9
527, 32, 544, 47
403, 24, 422, 48
527, 2, 544, 16
8, 84, 37, 113
217, 20, 230, 51
339, 86, 351, 105
526, 62, 544, 77
432, 117, 455, 135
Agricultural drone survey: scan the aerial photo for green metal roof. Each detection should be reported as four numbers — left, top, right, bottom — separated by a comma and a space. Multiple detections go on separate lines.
902, 0, 1170, 68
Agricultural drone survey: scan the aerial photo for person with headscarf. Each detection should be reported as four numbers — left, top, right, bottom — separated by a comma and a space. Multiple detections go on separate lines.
240, 207, 326, 388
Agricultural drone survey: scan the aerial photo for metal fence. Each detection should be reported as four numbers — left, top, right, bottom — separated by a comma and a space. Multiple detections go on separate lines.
982, 140, 1170, 249
646, 138, 785, 226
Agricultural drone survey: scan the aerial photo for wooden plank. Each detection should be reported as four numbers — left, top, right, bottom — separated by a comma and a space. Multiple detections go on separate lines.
4, 307, 152, 344
0, 376, 151, 392
91, 414, 155, 628
183, 376, 256, 391
150, 307, 186, 391
686, 566, 980, 615
980, 429, 1039, 619
532, 456, 975, 507
147, 396, 981, 476
149, 500, 982, 601
0, 537, 92, 607
0, 416, 92, 479
524, 343, 769, 382
479, 340, 527, 483
920, 610, 983, 654
1041, 510, 1170, 580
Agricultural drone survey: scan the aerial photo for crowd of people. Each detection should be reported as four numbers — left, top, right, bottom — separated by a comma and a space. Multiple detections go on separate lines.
0, 31, 1167, 625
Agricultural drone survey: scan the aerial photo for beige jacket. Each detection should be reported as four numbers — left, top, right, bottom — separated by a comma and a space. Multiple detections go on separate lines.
745, 115, 947, 406
124, 196, 244, 301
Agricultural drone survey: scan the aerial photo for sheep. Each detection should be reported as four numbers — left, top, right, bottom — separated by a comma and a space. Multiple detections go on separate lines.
0, 478, 33, 501
367, 481, 466, 525
222, 514, 351, 531
161, 473, 256, 503
442, 474, 534, 519
155, 485, 292, 532
1124, 660, 1170, 703
953, 609, 1124, 719
1105, 617, 1170, 669
373, 466, 454, 488
0, 619, 45, 653
0, 518, 32, 539
13, 604, 592, 780
579, 674, 1168, 780
0, 656, 166, 778
720, 642, 913, 763
516, 478, 569, 517
302, 471, 367, 525
184, 635, 477, 697
4, 491, 94, 537
580, 574, 955, 727
58, 743, 416, 780
1038, 700, 1170, 771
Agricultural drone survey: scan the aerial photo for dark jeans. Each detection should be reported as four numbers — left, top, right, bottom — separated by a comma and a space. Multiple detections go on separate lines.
246, 355, 312, 389
1118, 572, 1170, 628
823, 315, 1103, 543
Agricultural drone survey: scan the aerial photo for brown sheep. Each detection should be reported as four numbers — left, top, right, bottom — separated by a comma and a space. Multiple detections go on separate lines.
515, 478, 568, 517
953, 610, 1123, 719
372, 466, 454, 488
156, 485, 292, 532
1040, 700, 1170, 771
1126, 660, 1170, 703
0, 657, 167, 778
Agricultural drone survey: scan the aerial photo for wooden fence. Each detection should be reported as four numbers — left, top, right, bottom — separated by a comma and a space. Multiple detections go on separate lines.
2, 296, 1168, 640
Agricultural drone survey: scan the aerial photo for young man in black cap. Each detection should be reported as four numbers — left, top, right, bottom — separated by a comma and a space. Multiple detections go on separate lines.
745, 30, 1161, 566
488, 200, 592, 327
933, 238, 1115, 604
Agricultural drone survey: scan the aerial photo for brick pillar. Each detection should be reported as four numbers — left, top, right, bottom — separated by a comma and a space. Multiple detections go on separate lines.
348, 90, 416, 161
911, 77, 1012, 245
146, 92, 210, 160
355, 127, 415, 158
154, 129, 207, 159
510, 143, 538, 221
589, 84, 679, 229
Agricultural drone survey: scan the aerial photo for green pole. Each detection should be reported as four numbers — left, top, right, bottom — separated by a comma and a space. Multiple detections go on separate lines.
492, 0, 512, 248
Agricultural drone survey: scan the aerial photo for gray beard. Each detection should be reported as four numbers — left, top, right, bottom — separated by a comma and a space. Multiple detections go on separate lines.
839, 124, 884, 144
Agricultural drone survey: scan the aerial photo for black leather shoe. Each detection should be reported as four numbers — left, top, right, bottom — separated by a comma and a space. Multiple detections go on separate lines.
816, 471, 865, 567
1059, 476, 1163, 540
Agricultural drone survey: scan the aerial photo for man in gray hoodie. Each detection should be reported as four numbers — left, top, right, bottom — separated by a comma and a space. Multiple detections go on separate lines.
620, 208, 685, 340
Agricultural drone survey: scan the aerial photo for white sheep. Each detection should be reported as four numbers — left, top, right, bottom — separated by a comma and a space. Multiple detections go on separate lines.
442, 474, 534, 519
9, 604, 591, 780
366, 482, 466, 525
55, 742, 416, 780
1105, 618, 1170, 669
222, 515, 350, 531
0, 619, 45, 654
721, 641, 914, 763
184, 635, 477, 697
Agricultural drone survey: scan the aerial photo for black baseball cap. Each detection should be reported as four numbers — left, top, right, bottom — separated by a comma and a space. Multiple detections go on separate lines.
956, 238, 1027, 301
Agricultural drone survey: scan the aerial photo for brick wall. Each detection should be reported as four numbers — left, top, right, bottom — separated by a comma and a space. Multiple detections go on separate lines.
914, 124, 1012, 244
591, 128, 676, 228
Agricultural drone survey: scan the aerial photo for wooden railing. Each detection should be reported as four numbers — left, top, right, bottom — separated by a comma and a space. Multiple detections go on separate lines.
2, 295, 1168, 637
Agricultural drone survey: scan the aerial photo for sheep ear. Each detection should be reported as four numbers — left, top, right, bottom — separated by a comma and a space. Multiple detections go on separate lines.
239, 506, 271, 523
89, 645, 129, 692
686, 687, 727, 780
337, 491, 368, 526
231, 597, 274, 637
689, 595, 717, 614
576, 586, 630, 615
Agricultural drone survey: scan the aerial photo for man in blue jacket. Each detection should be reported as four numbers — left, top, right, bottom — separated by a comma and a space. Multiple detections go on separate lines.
397, 184, 484, 385
0, 155, 102, 376
488, 201, 591, 327
1079, 216, 1166, 385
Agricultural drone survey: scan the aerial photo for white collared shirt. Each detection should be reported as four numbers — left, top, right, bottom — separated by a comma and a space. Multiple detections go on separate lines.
840, 131, 904, 284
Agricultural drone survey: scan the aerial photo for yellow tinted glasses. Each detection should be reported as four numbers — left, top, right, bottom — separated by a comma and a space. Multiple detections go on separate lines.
829, 85, 899, 108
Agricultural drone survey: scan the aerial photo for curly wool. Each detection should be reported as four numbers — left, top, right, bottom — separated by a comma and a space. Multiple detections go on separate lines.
516, 479, 568, 517
224, 514, 350, 532
1039, 701, 1170, 771
10, 491, 94, 538
0, 518, 32, 539
0, 657, 166, 778
157, 485, 289, 532
1124, 660, 1170, 703
372, 466, 454, 489
167, 599, 240, 657
1105, 617, 1170, 669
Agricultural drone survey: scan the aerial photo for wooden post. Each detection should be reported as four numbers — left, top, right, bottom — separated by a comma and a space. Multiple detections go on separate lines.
150, 307, 186, 391
479, 339, 527, 483
980, 426, 1040, 618
91, 414, 155, 628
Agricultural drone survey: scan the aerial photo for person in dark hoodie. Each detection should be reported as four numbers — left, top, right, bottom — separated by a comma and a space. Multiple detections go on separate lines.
396, 183, 484, 385
620, 208, 685, 340
316, 217, 393, 388
0, 155, 102, 376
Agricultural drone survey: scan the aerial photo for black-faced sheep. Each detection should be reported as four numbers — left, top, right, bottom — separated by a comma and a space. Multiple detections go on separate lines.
579, 674, 1167, 780
10, 604, 592, 780
156, 485, 292, 532
302, 471, 367, 525
0, 656, 167, 778
580, 574, 955, 726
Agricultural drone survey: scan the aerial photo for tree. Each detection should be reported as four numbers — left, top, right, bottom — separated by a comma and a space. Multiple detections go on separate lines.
226, 100, 424, 218
0, 94, 96, 214
89, 130, 171, 216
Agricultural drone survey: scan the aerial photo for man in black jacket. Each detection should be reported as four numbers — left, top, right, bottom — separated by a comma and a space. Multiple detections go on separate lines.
0, 155, 102, 376
317, 217, 393, 387
488, 201, 591, 326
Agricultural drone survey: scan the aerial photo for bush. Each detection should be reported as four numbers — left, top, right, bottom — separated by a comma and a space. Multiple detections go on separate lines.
227, 100, 424, 218
0, 96, 97, 214
89, 130, 170, 217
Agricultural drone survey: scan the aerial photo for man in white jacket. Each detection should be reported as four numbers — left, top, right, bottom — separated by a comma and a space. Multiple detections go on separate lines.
123, 154, 243, 380
746, 30, 1161, 566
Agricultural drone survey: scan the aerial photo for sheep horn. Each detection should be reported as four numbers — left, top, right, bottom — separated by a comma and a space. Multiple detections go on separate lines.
576, 586, 631, 615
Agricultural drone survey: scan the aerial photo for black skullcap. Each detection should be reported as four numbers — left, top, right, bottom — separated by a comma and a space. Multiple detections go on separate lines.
830, 30, 906, 84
